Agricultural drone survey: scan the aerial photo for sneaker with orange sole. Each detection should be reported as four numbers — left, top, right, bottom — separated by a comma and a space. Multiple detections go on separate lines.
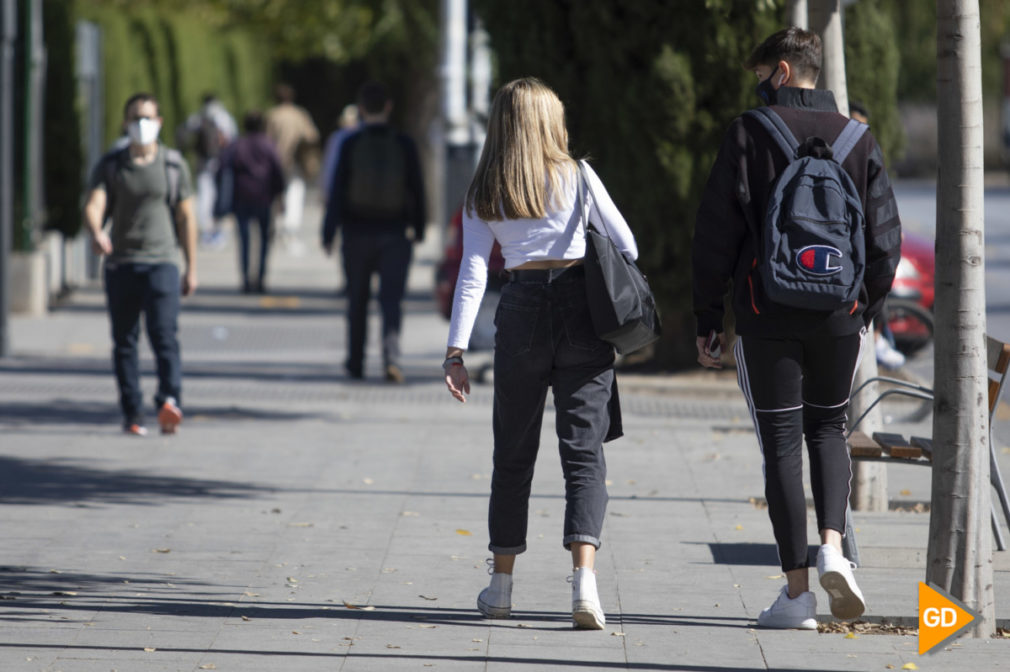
123, 423, 148, 437
158, 397, 183, 435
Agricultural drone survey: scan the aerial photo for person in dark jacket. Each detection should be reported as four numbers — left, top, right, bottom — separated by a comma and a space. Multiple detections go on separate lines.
692, 27, 901, 629
222, 111, 286, 294
321, 81, 426, 383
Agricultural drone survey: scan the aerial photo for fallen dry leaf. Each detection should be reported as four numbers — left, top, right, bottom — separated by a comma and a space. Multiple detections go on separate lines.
363, 477, 374, 485
418, 595, 437, 601
765, 575, 784, 580
516, 623, 531, 628
899, 489, 911, 496
902, 665, 918, 671
456, 529, 472, 536
735, 524, 743, 530
241, 615, 251, 622
472, 638, 483, 643
289, 522, 313, 528
51, 591, 76, 597
244, 591, 260, 597
611, 631, 626, 637
153, 548, 171, 554
199, 665, 217, 670
401, 511, 420, 517
143, 647, 156, 652
419, 624, 437, 629
387, 644, 401, 649
342, 601, 375, 611
845, 633, 858, 639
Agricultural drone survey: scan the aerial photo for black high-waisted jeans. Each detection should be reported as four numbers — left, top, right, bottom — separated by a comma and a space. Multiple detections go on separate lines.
489, 266, 615, 554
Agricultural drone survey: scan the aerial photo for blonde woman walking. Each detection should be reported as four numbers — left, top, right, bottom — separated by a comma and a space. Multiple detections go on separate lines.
443, 78, 638, 629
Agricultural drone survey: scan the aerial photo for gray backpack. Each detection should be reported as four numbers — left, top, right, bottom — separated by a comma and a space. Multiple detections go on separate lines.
746, 106, 868, 311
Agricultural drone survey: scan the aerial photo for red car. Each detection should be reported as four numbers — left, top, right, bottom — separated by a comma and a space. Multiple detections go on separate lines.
435, 206, 506, 321
887, 231, 935, 355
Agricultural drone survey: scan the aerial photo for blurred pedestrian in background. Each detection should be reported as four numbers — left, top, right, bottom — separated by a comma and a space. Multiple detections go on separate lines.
266, 83, 320, 256
178, 93, 237, 248
322, 82, 426, 383
320, 103, 361, 205
82, 92, 198, 437
444, 78, 637, 629
217, 110, 286, 294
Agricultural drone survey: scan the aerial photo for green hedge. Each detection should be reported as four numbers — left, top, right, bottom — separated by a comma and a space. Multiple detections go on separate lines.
42, 0, 84, 238
73, 1, 272, 152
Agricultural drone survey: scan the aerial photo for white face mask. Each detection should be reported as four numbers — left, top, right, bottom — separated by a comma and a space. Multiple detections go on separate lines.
127, 118, 161, 146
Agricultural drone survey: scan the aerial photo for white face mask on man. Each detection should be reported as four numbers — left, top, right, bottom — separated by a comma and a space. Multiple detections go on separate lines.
127, 118, 161, 146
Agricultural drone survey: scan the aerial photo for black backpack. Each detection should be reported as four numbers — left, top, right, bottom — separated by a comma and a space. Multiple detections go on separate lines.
745, 106, 868, 311
344, 127, 408, 219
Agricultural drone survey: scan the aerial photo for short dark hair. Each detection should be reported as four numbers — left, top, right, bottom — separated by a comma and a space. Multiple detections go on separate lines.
848, 100, 869, 120
274, 83, 295, 104
123, 92, 159, 119
202, 92, 218, 105
358, 81, 390, 115
744, 27, 822, 84
244, 110, 265, 133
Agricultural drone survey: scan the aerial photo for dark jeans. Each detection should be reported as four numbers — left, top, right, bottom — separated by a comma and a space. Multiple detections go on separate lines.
341, 233, 412, 375
489, 267, 614, 554
734, 330, 864, 571
104, 262, 182, 425
235, 203, 272, 287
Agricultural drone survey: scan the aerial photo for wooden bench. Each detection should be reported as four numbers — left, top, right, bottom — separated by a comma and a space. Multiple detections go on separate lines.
842, 335, 1010, 564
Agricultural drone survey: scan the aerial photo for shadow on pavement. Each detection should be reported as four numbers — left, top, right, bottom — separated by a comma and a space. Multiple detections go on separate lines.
51, 285, 438, 317
0, 399, 323, 427
0, 455, 271, 506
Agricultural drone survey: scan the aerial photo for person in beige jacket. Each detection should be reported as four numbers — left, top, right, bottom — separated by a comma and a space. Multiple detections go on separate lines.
265, 83, 319, 254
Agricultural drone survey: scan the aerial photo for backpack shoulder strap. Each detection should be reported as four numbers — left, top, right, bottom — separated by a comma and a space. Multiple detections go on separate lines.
162, 147, 183, 209
744, 106, 800, 160
831, 119, 869, 164
100, 147, 129, 224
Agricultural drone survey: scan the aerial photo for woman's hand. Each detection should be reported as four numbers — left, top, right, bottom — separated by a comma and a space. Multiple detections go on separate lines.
445, 363, 471, 403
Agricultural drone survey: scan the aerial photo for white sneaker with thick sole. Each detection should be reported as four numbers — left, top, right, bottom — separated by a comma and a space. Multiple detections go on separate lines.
570, 567, 605, 630
817, 544, 866, 619
477, 571, 512, 618
757, 586, 818, 630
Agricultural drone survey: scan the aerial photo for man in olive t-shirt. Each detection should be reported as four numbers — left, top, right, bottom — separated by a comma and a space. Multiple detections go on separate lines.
83, 92, 198, 436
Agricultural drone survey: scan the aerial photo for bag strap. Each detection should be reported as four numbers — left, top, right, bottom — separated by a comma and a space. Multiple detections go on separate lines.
576, 160, 612, 240
745, 106, 800, 160
831, 118, 869, 164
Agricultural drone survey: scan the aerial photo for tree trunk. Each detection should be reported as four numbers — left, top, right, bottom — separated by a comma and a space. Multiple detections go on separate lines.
928, 0, 995, 638
849, 337, 888, 511
788, 0, 808, 29
809, 0, 849, 116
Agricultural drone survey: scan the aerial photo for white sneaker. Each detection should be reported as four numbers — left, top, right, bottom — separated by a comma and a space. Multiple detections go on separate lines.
757, 586, 817, 629
570, 567, 605, 630
875, 336, 906, 370
477, 560, 512, 618
817, 544, 866, 619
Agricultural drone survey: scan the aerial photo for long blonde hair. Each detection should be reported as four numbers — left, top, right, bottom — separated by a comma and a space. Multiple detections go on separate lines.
466, 78, 576, 221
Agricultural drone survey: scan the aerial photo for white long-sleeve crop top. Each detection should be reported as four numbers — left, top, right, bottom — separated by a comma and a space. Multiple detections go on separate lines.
447, 160, 638, 350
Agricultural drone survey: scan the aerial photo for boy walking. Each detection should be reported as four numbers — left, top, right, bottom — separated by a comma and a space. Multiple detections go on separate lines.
83, 92, 198, 436
322, 82, 426, 383
692, 28, 901, 628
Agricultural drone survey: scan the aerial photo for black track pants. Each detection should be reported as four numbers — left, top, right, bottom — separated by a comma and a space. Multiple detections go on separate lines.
734, 330, 864, 572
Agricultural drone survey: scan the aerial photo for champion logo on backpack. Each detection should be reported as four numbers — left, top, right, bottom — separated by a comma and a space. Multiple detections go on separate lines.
797, 245, 843, 276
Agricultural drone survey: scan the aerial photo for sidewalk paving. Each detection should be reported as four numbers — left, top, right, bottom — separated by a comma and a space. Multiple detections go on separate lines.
1, 193, 1009, 671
